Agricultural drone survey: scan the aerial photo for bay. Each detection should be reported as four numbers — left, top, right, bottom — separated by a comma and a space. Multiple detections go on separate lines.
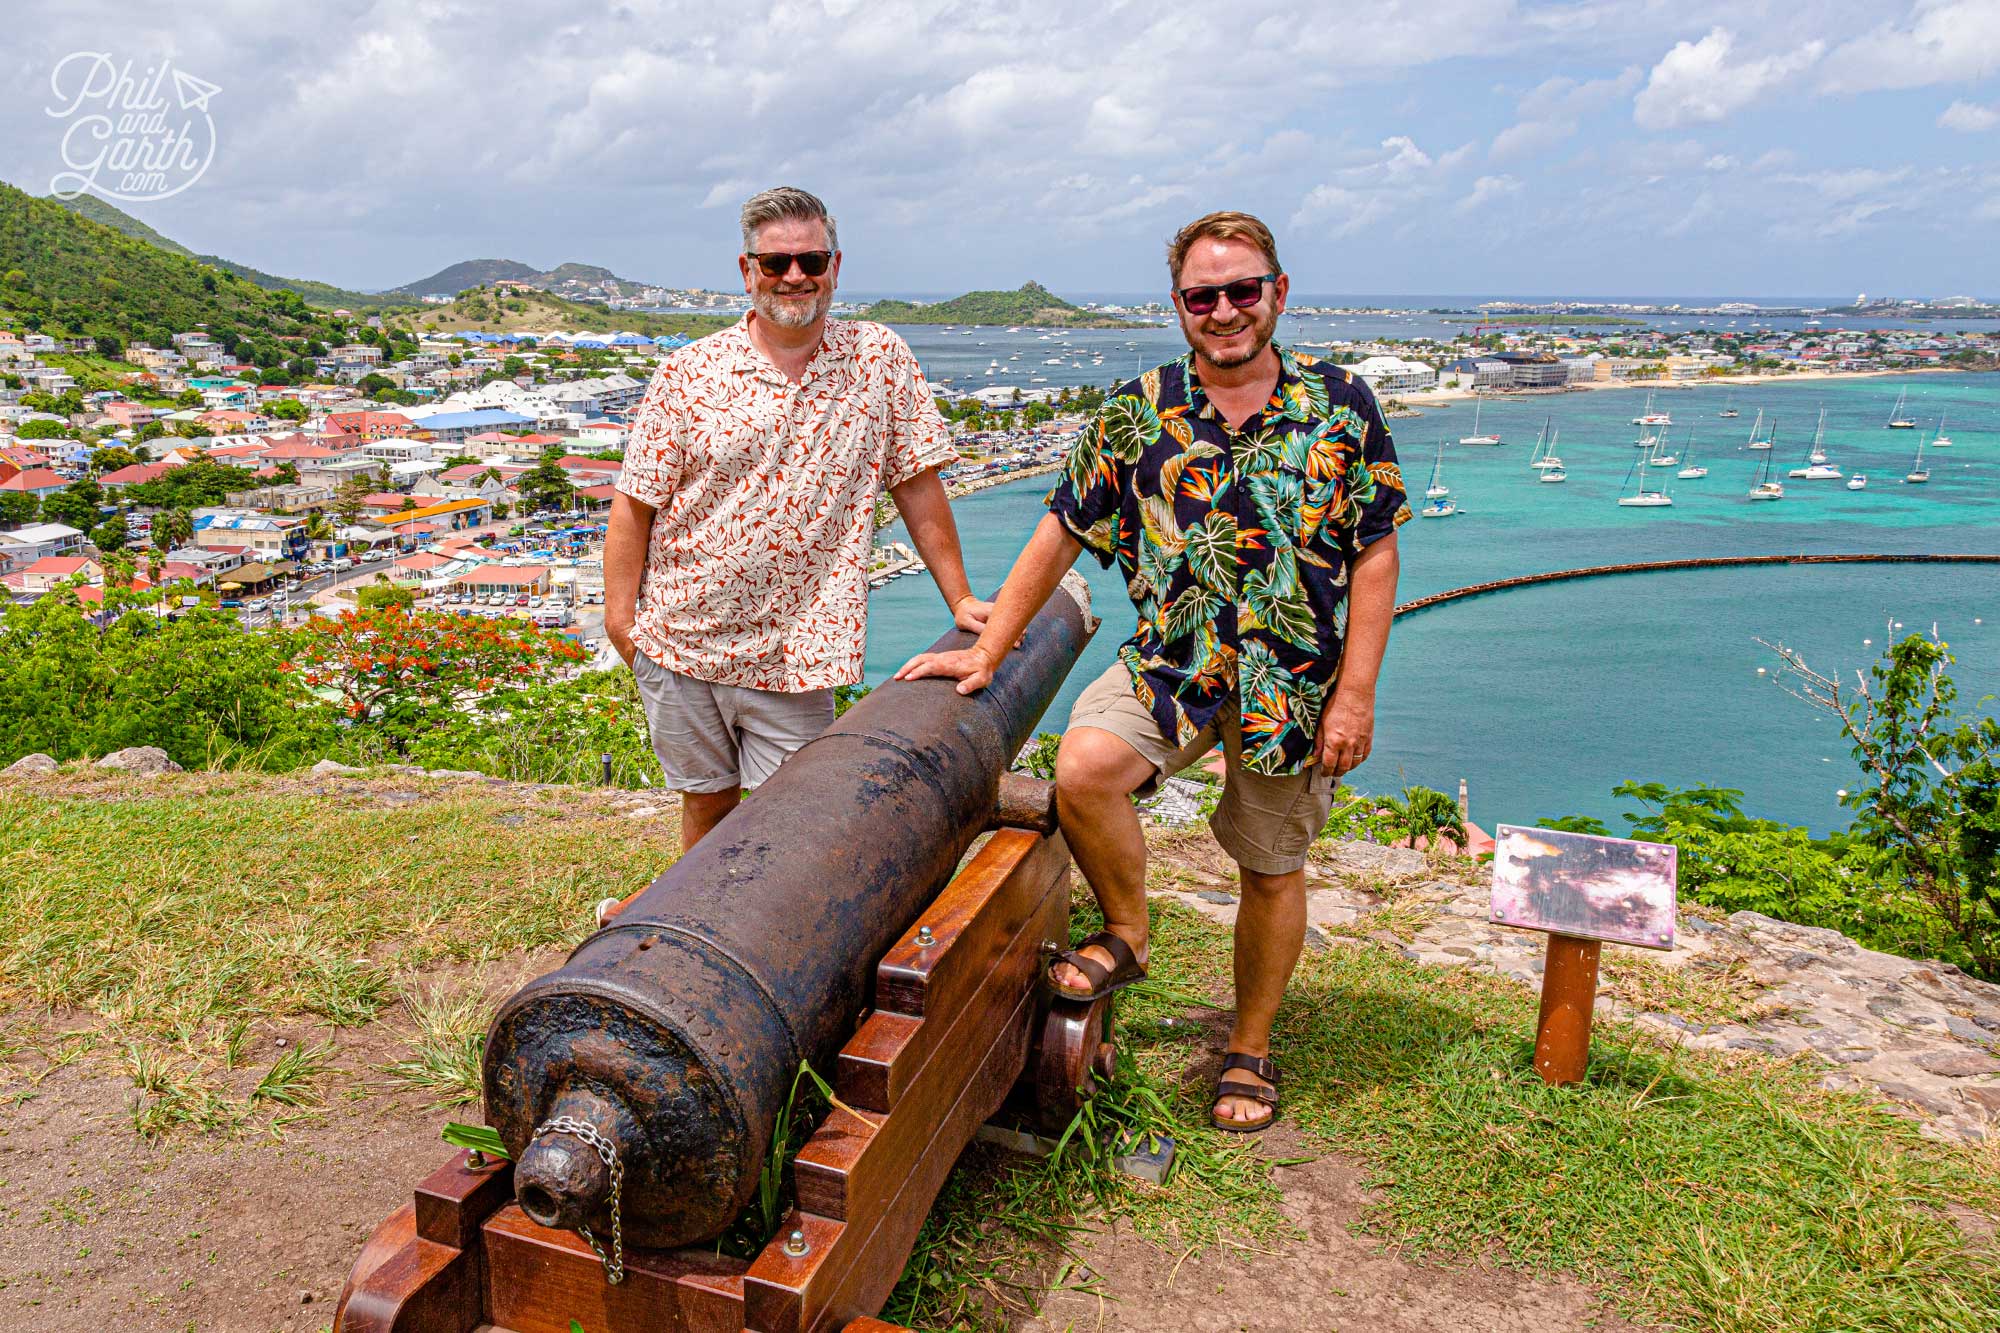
864, 367, 2000, 834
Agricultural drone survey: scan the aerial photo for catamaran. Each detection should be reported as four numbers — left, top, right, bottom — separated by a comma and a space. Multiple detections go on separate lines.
1617, 449, 1672, 507
1748, 428, 1784, 500
1905, 431, 1931, 484
1744, 408, 1772, 450
1933, 414, 1953, 448
1424, 441, 1450, 499
1459, 398, 1501, 446
1788, 408, 1841, 479
1887, 388, 1916, 429
1677, 428, 1707, 479
1632, 390, 1671, 427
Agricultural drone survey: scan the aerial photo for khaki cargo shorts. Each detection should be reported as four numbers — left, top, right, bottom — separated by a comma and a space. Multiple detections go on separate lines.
632, 650, 834, 794
1066, 664, 1336, 876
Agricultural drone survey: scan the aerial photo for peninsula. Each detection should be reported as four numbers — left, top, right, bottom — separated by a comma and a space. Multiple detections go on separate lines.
859, 281, 1151, 329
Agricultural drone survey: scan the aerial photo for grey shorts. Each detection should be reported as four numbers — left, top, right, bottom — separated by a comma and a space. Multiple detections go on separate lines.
632, 651, 834, 794
1066, 664, 1337, 876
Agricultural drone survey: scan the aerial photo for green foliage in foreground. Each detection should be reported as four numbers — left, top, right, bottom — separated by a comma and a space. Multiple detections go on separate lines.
887, 899, 2000, 1331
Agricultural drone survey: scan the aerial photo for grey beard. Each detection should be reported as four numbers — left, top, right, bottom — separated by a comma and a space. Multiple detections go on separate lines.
755, 288, 831, 328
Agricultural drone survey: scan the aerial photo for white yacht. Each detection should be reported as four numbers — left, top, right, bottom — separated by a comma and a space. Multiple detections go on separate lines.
1744, 408, 1772, 450
1933, 414, 1953, 448
1887, 388, 1916, 429
1905, 431, 1931, 484
1424, 441, 1450, 499
1748, 435, 1784, 500
1617, 451, 1672, 507
1459, 399, 1501, 446
1847, 474, 1868, 491
1677, 430, 1707, 479
1632, 390, 1671, 427
1788, 409, 1841, 479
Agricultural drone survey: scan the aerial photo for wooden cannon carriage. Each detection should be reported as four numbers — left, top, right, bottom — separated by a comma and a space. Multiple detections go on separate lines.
334, 583, 1111, 1333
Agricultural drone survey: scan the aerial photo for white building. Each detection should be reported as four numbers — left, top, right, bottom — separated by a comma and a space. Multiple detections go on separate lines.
1349, 356, 1437, 394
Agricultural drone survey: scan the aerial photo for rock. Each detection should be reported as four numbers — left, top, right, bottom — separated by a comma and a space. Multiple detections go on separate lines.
1314, 839, 1429, 881
4, 753, 58, 775
1958, 1086, 2000, 1118
1193, 889, 1235, 905
1805, 1032, 1875, 1064
1941, 1016, 1996, 1046
95, 746, 182, 775
624, 805, 661, 819
1872, 1080, 1957, 1118
1912, 1049, 2000, 1078
423, 768, 487, 780
309, 759, 362, 776
1726, 912, 1857, 955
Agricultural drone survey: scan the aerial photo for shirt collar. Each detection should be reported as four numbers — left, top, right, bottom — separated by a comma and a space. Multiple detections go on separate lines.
1183, 341, 1305, 426
725, 313, 854, 390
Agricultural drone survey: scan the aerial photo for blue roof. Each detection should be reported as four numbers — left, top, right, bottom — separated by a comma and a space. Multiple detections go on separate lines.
611, 334, 650, 345
653, 334, 691, 348
419, 409, 537, 430
573, 339, 608, 349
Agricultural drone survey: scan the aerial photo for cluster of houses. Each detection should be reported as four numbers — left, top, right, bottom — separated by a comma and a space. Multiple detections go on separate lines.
0, 323, 673, 609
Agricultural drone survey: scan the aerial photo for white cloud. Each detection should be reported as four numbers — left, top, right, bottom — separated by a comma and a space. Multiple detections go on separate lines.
1939, 100, 2000, 132
1457, 174, 1522, 212
1820, 0, 2000, 94
1633, 28, 1824, 129
1290, 185, 1393, 237
1491, 67, 1642, 160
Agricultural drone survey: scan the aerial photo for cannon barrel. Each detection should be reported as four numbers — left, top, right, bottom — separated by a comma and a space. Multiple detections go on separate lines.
482, 583, 1093, 1247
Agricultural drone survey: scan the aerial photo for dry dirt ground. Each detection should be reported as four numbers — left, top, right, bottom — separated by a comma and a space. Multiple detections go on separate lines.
0, 991, 1643, 1333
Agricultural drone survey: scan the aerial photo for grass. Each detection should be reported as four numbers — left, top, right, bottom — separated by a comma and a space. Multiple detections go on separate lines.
0, 768, 680, 1130
380, 982, 490, 1108
889, 893, 2000, 1332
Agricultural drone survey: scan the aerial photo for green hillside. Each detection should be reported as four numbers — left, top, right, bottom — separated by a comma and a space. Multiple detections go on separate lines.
390, 258, 541, 296
391, 284, 727, 339
860, 281, 1149, 328
44, 193, 408, 312
0, 181, 351, 347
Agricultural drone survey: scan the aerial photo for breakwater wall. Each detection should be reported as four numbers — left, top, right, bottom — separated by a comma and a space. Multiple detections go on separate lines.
1394, 553, 2000, 618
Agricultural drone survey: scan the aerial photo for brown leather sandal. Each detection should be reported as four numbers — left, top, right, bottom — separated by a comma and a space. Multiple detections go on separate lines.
1211, 1052, 1279, 1133
1045, 929, 1147, 1002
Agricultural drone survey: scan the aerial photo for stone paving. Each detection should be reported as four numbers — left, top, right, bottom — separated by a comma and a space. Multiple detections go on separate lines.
1151, 836, 2000, 1145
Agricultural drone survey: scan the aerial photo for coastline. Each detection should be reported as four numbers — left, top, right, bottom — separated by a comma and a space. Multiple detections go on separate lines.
1382, 363, 1986, 412
876, 459, 1062, 529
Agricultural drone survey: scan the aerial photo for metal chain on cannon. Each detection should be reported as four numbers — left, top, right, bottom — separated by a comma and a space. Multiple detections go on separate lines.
532, 1116, 625, 1285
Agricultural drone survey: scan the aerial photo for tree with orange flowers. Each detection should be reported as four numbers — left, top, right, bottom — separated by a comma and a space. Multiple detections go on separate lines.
289, 606, 585, 748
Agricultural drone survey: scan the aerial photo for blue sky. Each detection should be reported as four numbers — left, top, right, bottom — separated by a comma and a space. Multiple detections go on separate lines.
2, 0, 1996, 300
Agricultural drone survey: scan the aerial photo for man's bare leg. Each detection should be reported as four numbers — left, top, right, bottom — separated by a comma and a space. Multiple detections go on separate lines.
1050, 727, 1158, 991
680, 788, 742, 855
1214, 864, 1307, 1126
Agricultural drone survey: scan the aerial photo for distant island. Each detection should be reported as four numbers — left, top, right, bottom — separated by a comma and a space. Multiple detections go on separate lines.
859, 281, 1151, 329
389, 258, 658, 300
1441, 313, 1646, 327
391, 285, 728, 340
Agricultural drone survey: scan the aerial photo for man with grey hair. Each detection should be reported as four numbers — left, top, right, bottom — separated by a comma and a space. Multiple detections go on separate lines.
604, 186, 989, 856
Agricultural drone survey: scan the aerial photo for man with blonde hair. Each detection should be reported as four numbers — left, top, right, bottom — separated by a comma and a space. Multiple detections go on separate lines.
605, 186, 990, 855
896, 209, 1409, 1131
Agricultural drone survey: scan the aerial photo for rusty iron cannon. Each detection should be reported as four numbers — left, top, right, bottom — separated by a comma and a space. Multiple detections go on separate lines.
336, 578, 1115, 1333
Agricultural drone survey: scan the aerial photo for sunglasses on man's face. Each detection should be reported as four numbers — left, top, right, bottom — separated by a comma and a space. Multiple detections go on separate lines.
748, 250, 834, 278
1176, 273, 1276, 316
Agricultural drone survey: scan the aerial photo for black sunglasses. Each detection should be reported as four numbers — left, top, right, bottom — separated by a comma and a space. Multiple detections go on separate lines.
748, 250, 834, 278
1177, 273, 1276, 315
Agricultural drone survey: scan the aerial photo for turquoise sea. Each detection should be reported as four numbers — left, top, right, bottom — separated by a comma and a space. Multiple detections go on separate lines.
863, 370, 2000, 834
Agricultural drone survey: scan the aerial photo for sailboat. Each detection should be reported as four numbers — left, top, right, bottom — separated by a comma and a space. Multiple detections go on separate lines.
1420, 492, 1458, 517
1539, 430, 1567, 483
1632, 390, 1671, 427
1886, 388, 1916, 429
1748, 432, 1784, 501
1529, 416, 1562, 469
1788, 408, 1841, 479
1424, 441, 1450, 499
1617, 448, 1672, 507
1459, 398, 1500, 446
1677, 428, 1707, 479
1932, 414, 1953, 448
1744, 408, 1772, 450
1719, 396, 1740, 419
1905, 431, 1931, 484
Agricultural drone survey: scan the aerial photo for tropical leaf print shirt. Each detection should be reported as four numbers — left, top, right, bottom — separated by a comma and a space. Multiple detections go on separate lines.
1047, 346, 1411, 775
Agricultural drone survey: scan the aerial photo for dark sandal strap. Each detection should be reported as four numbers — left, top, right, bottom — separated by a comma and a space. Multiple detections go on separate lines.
1215, 1078, 1279, 1107
1220, 1052, 1278, 1084
1052, 931, 1137, 990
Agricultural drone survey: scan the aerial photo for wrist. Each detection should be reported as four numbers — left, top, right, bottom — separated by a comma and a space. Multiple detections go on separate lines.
950, 592, 977, 611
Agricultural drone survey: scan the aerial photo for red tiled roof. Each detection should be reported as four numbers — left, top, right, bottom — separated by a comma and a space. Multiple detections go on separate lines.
26, 555, 95, 576
100, 461, 182, 486
456, 564, 550, 586
0, 468, 66, 491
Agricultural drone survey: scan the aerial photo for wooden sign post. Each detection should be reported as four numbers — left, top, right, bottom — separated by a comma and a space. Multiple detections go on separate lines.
1490, 825, 1678, 1088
